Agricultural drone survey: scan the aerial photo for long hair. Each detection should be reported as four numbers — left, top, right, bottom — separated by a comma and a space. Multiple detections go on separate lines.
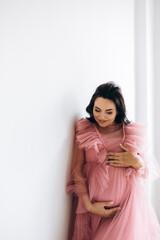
86, 81, 131, 125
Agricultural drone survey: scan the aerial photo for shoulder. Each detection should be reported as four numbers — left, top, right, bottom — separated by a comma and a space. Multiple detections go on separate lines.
124, 121, 147, 134
74, 118, 93, 133
74, 118, 98, 150
124, 121, 148, 147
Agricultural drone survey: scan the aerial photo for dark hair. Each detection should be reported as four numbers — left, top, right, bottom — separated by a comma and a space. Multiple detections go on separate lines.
86, 81, 131, 125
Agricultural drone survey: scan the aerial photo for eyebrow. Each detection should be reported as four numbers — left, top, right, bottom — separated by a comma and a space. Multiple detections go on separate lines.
95, 106, 114, 111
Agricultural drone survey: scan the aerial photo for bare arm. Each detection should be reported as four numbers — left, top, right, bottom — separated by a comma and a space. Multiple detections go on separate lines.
73, 142, 92, 211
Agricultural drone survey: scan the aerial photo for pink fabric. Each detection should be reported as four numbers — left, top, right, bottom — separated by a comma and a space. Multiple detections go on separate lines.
66, 118, 160, 240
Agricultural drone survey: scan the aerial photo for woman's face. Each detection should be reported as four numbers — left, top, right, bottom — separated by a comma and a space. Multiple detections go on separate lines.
93, 97, 118, 127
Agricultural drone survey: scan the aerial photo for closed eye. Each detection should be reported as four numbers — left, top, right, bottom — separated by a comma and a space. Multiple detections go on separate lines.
95, 110, 113, 114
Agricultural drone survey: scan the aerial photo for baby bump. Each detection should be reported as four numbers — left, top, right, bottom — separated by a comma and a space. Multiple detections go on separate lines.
87, 166, 130, 206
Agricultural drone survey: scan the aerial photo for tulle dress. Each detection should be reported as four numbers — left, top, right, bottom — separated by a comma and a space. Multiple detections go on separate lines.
66, 118, 160, 240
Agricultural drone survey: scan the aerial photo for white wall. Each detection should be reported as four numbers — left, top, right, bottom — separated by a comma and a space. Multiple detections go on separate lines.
0, 1, 137, 239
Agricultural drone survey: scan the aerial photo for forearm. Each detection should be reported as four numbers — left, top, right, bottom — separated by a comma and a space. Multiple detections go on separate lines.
81, 192, 93, 211
74, 169, 92, 210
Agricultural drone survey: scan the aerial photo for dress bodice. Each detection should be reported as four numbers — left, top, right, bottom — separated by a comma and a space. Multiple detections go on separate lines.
93, 122, 124, 152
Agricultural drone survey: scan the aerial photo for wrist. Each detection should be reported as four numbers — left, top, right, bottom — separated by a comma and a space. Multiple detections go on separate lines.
85, 202, 93, 212
80, 193, 93, 211
132, 156, 143, 170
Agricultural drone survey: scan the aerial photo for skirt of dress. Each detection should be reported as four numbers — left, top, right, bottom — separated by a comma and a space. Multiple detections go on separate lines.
92, 174, 160, 240
70, 165, 160, 240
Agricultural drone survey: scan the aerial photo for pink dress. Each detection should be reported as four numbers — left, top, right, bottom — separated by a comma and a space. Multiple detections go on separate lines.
66, 118, 160, 240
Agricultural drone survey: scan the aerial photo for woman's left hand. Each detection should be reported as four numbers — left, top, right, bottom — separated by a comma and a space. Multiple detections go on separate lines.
105, 144, 142, 170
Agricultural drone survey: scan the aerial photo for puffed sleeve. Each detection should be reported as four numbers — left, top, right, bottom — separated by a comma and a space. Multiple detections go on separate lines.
137, 137, 160, 182
136, 125, 160, 182
66, 118, 90, 213
125, 122, 160, 182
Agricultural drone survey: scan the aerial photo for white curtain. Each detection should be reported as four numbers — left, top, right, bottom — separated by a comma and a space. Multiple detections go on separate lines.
134, 0, 160, 221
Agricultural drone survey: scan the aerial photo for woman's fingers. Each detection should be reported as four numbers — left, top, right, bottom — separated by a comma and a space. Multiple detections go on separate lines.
104, 201, 114, 206
108, 155, 120, 160
89, 202, 121, 218
103, 206, 121, 218
107, 206, 121, 214
106, 160, 120, 164
109, 207, 121, 217
108, 163, 125, 167
106, 160, 125, 167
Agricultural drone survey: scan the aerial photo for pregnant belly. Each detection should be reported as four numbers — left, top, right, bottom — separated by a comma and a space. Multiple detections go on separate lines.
87, 166, 130, 207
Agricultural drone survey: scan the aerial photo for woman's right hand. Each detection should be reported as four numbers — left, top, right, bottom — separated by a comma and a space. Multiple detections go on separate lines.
87, 201, 121, 218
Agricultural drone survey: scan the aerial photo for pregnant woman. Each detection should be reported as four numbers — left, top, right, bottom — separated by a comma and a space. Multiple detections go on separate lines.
66, 81, 160, 240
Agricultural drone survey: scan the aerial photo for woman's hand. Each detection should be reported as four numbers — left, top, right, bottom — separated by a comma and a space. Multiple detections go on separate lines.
88, 201, 121, 218
106, 144, 143, 170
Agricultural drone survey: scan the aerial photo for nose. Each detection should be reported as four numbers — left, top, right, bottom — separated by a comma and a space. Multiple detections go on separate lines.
99, 112, 107, 120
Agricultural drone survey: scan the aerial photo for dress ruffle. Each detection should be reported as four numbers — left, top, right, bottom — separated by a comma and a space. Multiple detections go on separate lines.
75, 118, 106, 159
75, 118, 160, 183
123, 122, 160, 181
122, 122, 148, 180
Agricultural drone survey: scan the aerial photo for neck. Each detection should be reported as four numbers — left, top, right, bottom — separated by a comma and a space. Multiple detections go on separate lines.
96, 122, 122, 134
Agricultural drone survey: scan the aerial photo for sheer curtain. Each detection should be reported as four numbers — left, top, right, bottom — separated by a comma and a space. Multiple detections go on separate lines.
134, 0, 160, 221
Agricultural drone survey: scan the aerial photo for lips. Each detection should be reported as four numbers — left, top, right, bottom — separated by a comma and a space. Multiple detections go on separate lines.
98, 120, 107, 124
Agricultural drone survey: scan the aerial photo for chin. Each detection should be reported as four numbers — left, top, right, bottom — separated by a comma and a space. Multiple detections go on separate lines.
97, 121, 115, 127
101, 123, 110, 127
98, 122, 110, 127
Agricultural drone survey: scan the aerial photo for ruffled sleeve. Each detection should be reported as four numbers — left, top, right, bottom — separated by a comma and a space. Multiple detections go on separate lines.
75, 118, 101, 151
74, 118, 107, 163
66, 118, 93, 214
124, 122, 160, 182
